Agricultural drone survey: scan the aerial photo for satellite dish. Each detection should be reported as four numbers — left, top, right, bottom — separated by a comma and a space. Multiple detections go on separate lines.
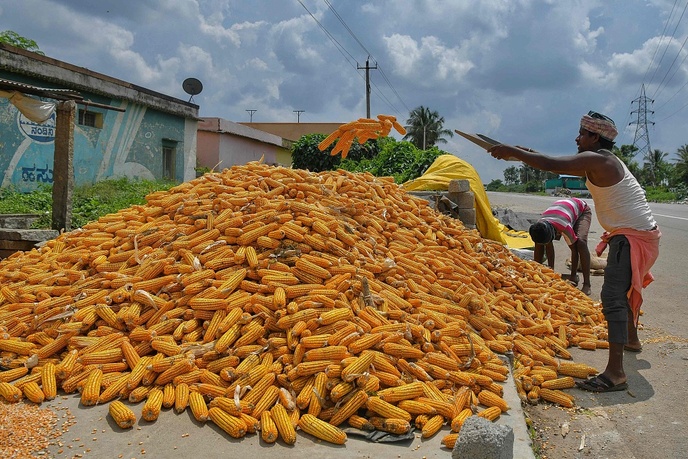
182, 78, 203, 102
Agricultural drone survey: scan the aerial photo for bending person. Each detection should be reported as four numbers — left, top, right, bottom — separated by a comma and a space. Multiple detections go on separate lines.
529, 197, 592, 295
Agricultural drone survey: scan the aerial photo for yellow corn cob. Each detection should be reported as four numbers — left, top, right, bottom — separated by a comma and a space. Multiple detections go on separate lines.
109, 400, 137, 429
294, 258, 332, 280
477, 389, 509, 412
0, 366, 29, 383
442, 432, 459, 449
81, 368, 103, 406
397, 399, 438, 416
541, 376, 576, 390
162, 382, 176, 408
329, 389, 368, 427
302, 345, 348, 362
377, 381, 424, 403
340, 351, 375, 382
0, 381, 22, 402
98, 372, 131, 404
299, 413, 347, 445
0, 338, 37, 355
422, 414, 445, 438
251, 384, 280, 419
451, 407, 474, 432
477, 405, 502, 421
208, 407, 247, 438
347, 332, 383, 354
347, 414, 374, 431
22, 381, 45, 404
260, 410, 278, 443
174, 382, 190, 414
366, 396, 412, 421
55, 349, 79, 380
128, 385, 152, 403
539, 388, 575, 408
36, 332, 72, 359
79, 347, 124, 366
189, 390, 209, 422
271, 403, 297, 445
557, 362, 598, 379
155, 357, 194, 386
369, 416, 411, 435
142, 387, 164, 421
41, 361, 57, 400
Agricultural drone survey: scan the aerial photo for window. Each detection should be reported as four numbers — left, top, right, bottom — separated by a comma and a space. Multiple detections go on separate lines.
162, 142, 177, 180
77, 109, 103, 128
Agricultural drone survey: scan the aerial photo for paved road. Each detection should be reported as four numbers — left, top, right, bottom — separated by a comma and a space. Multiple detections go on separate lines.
487, 191, 688, 459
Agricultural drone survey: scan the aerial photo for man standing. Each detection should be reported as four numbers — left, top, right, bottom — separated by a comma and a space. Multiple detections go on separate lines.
489, 111, 661, 393
529, 197, 592, 295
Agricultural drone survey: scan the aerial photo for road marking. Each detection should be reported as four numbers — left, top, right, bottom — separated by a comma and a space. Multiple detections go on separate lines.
653, 213, 688, 221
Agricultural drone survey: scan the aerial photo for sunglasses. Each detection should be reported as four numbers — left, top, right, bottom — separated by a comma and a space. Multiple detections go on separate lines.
587, 111, 615, 125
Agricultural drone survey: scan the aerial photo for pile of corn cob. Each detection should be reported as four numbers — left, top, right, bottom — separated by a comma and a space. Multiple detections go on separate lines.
0, 162, 604, 449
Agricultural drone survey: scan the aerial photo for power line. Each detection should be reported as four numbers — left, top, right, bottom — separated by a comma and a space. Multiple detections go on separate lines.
649, 0, 688, 98
320, 0, 410, 116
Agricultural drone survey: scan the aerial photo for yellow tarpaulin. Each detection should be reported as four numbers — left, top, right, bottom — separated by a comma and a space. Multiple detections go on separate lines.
402, 155, 534, 249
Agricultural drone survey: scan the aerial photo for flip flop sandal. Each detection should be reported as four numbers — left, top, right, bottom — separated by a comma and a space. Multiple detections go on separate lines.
576, 374, 628, 393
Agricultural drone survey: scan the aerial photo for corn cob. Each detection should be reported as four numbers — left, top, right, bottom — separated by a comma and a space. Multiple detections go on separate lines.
174, 382, 190, 414
22, 381, 45, 404
366, 396, 412, 421
0, 366, 29, 383
260, 410, 278, 443
109, 400, 137, 429
209, 407, 247, 438
477, 389, 509, 412
80, 368, 104, 406
299, 413, 347, 444
0, 381, 22, 402
41, 362, 57, 400
477, 406, 502, 421
142, 387, 164, 421
422, 414, 445, 438
368, 416, 411, 434
329, 389, 368, 426
189, 390, 209, 422
377, 381, 424, 403
270, 403, 297, 445
540, 388, 575, 408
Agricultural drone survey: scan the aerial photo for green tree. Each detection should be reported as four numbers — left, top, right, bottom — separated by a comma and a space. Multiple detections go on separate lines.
486, 179, 504, 191
503, 166, 519, 186
402, 106, 453, 150
0, 30, 44, 55
673, 144, 688, 186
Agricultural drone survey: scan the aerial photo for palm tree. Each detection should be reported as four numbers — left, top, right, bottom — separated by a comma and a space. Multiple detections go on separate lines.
674, 144, 688, 186
643, 148, 669, 186
403, 106, 453, 150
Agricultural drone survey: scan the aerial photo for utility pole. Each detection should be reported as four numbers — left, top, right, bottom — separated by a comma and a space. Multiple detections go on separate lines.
293, 110, 304, 123
246, 109, 256, 122
629, 84, 655, 159
357, 57, 377, 118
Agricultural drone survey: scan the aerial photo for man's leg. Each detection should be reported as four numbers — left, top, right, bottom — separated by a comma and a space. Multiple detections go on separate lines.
599, 236, 632, 386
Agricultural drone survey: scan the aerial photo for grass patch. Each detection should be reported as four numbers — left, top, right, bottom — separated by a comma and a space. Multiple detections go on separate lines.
0, 178, 177, 229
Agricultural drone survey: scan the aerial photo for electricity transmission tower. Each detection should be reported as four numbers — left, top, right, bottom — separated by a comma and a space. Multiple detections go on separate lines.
629, 84, 655, 158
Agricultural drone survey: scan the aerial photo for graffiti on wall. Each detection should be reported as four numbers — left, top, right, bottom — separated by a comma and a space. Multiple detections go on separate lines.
21, 164, 54, 183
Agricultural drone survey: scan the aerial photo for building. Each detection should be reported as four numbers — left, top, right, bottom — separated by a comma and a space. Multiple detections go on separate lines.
0, 43, 199, 193
197, 118, 293, 170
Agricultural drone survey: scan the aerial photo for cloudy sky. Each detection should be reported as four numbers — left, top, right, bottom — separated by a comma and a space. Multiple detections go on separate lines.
2, 0, 687, 182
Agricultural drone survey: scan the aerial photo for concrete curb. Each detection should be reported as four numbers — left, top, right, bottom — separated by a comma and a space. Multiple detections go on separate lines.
495, 354, 537, 459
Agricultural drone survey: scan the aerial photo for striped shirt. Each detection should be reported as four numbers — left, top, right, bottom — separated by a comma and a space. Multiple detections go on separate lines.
541, 198, 590, 245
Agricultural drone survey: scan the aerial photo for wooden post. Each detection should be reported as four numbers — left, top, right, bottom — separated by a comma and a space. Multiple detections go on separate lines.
52, 100, 76, 232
